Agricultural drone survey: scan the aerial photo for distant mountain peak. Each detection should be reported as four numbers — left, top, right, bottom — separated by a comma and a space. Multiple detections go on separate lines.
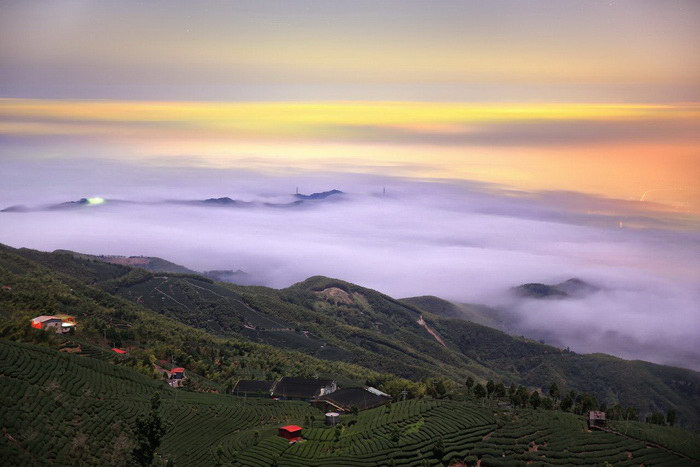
202, 197, 240, 205
514, 277, 599, 299
294, 189, 344, 200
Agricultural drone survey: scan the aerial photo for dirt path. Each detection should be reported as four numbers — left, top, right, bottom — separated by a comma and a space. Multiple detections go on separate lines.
417, 315, 447, 347
153, 283, 192, 311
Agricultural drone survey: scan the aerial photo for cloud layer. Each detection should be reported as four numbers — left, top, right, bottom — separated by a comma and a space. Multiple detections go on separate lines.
1, 158, 698, 370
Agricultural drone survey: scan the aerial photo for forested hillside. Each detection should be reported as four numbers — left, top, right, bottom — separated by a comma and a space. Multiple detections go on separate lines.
1, 243, 699, 431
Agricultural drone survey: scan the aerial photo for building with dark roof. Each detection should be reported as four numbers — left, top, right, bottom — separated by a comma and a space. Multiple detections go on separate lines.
311, 387, 390, 413
273, 377, 337, 401
233, 380, 277, 397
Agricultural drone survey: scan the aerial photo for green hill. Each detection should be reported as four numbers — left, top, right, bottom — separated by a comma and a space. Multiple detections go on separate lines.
1, 242, 699, 433
0, 246, 700, 465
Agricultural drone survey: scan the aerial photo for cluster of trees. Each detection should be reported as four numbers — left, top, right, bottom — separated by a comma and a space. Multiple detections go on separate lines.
464, 377, 559, 410
376, 376, 456, 401
645, 409, 677, 426
463, 378, 681, 427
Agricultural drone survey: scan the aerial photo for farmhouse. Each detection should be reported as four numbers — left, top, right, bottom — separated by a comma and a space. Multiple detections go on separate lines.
588, 411, 607, 429
30, 315, 77, 334
232, 379, 276, 397
273, 377, 337, 401
278, 425, 303, 443
168, 368, 186, 387
30, 316, 64, 332
311, 387, 391, 413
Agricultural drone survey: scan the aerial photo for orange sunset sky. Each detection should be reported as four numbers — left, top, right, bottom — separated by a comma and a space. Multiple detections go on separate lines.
1, 1, 698, 216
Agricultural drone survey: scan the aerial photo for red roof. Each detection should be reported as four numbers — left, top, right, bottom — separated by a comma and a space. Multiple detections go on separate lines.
111, 348, 127, 354
171, 368, 185, 373
280, 425, 302, 432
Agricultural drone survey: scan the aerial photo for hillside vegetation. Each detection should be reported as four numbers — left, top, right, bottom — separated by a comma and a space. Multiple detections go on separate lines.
2, 244, 699, 429
1, 339, 698, 466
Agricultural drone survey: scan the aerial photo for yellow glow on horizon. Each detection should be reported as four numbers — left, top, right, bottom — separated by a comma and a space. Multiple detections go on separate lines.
2, 99, 697, 127
1, 98, 698, 216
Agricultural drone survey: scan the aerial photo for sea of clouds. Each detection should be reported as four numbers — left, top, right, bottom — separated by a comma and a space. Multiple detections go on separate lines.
1, 157, 698, 370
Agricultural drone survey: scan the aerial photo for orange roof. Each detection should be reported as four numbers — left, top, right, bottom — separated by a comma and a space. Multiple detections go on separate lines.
280, 425, 302, 432
112, 348, 127, 354
32, 315, 61, 323
171, 367, 185, 373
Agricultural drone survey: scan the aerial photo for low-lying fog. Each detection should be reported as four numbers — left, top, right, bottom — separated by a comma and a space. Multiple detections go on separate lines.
1, 158, 698, 370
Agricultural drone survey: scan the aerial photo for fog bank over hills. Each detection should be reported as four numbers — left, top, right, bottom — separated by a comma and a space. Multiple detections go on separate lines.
1, 157, 698, 370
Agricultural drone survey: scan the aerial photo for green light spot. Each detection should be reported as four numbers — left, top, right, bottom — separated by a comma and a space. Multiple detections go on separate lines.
86, 197, 105, 205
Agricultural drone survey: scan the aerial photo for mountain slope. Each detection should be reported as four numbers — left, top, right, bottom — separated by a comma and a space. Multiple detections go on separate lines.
0, 244, 387, 389
2, 243, 700, 429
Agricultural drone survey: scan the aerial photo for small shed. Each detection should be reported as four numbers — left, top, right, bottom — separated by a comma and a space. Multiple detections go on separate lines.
278, 425, 303, 442
588, 411, 607, 429
168, 368, 186, 387
112, 348, 127, 354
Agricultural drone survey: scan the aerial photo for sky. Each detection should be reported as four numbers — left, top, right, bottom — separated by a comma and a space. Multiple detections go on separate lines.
0, 1, 699, 368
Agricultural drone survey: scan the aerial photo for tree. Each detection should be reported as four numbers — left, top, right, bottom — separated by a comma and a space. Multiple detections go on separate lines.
494, 382, 506, 398
646, 412, 666, 425
486, 380, 495, 398
473, 383, 486, 399
465, 376, 475, 392
540, 397, 554, 410
666, 409, 677, 426
560, 395, 573, 412
529, 391, 541, 409
132, 393, 167, 466
549, 382, 560, 400
579, 393, 597, 414
515, 386, 529, 408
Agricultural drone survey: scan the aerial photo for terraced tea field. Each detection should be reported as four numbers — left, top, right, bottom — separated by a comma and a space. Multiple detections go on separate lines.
0, 339, 315, 466
1, 339, 697, 466
231, 400, 698, 466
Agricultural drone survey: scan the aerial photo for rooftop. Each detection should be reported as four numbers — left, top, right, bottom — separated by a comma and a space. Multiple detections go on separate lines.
31, 316, 62, 323
280, 425, 302, 432
317, 387, 390, 411
274, 377, 334, 399
234, 380, 276, 394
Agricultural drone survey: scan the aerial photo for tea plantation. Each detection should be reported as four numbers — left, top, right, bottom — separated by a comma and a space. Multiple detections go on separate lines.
0, 339, 315, 466
2, 339, 698, 466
